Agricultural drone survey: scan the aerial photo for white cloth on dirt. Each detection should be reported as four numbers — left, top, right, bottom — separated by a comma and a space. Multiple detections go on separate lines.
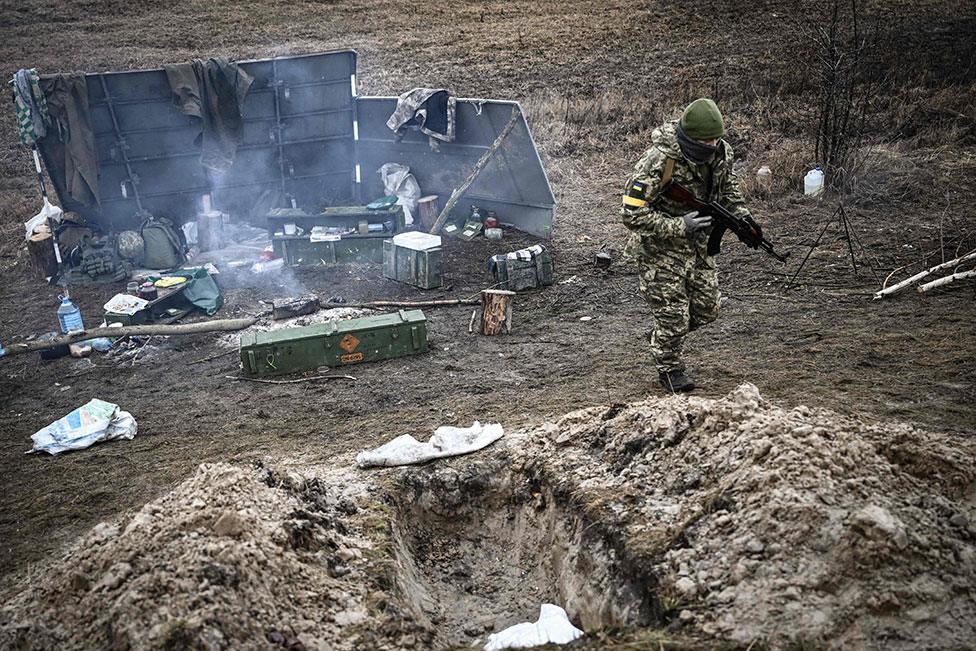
378, 162, 421, 225
484, 604, 584, 650
356, 421, 503, 468
28, 398, 137, 455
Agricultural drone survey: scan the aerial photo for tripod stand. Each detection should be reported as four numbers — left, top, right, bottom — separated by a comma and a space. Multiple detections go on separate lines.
784, 203, 880, 291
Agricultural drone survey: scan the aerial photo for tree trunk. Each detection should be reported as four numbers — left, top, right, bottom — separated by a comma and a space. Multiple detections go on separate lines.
418, 195, 439, 231
27, 233, 58, 279
480, 289, 515, 335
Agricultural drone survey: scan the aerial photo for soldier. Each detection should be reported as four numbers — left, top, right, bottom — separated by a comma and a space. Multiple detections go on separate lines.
621, 98, 759, 392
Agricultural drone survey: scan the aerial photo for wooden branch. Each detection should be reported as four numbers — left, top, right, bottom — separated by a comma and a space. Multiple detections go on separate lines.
188, 348, 238, 365
225, 374, 356, 384
429, 107, 521, 235
873, 249, 976, 299
917, 270, 976, 293
327, 298, 479, 309
2, 317, 258, 358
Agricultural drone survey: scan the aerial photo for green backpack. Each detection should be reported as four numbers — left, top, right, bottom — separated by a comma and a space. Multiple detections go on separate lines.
140, 214, 187, 269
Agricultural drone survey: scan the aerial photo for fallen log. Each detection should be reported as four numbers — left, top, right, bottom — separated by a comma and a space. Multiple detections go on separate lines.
874, 249, 976, 299
917, 269, 976, 293
2, 317, 258, 358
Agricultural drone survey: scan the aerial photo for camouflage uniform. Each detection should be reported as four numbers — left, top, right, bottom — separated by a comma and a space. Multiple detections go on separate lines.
621, 121, 752, 374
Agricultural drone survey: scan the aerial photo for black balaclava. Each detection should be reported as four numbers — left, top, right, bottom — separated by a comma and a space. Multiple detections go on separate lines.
676, 123, 719, 165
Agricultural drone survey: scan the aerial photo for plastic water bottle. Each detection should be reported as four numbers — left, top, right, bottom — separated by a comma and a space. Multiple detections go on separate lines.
57, 295, 85, 334
804, 166, 825, 197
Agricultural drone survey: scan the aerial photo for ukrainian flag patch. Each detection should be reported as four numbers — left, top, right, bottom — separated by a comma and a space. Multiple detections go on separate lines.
623, 180, 648, 208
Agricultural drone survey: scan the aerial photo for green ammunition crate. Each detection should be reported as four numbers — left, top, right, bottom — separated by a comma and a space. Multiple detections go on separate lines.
266, 204, 405, 238
239, 309, 428, 377
382, 240, 442, 289
273, 235, 385, 265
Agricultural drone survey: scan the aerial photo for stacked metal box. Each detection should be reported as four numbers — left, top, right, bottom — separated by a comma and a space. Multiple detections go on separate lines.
382, 231, 443, 289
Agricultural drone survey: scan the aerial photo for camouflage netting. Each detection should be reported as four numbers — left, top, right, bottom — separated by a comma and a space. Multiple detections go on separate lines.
517, 383, 976, 649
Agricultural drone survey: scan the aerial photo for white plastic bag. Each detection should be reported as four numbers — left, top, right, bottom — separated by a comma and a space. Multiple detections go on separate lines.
24, 197, 63, 240
484, 604, 584, 650
378, 162, 421, 225
28, 398, 137, 455
356, 421, 503, 468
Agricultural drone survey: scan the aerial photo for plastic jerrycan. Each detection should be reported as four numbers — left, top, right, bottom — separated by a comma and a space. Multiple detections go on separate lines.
804, 166, 825, 196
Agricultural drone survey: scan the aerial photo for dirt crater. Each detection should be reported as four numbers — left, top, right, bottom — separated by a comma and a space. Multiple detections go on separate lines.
387, 459, 656, 648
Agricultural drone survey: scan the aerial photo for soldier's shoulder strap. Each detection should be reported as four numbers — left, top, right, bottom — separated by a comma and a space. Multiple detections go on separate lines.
660, 157, 675, 190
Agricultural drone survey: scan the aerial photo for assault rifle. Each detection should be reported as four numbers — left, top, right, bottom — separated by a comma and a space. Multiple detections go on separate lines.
663, 181, 789, 263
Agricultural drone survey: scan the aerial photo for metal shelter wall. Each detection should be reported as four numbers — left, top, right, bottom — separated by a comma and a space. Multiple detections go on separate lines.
355, 97, 555, 238
42, 51, 358, 232
38, 52, 555, 238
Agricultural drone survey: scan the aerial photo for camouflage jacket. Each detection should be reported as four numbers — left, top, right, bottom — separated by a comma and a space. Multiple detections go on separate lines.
621, 121, 751, 266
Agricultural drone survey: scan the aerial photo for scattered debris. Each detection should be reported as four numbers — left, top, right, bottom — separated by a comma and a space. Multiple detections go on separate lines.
27, 398, 136, 455
356, 421, 504, 468
3, 317, 258, 358
272, 294, 321, 320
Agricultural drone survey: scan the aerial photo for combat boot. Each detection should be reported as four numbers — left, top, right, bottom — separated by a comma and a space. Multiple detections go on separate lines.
659, 369, 695, 393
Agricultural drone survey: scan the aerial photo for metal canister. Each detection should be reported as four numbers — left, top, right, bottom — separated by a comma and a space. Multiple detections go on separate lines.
138, 282, 158, 301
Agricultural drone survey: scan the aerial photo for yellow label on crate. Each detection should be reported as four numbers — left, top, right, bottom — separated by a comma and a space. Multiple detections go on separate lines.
340, 352, 364, 363
339, 334, 360, 353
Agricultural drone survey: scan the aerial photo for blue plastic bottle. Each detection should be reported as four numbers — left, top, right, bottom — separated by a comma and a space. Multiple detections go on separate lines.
57, 295, 85, 333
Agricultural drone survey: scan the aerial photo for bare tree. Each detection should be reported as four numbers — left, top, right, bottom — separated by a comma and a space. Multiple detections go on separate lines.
802, 0, 888, 191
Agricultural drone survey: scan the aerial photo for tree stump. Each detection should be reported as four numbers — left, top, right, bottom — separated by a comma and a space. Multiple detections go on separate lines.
418, 195, 439, 231
27, 231, 59, 279
480, 289, 515, 335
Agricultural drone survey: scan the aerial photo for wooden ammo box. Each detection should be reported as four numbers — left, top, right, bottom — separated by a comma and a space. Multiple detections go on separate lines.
239, 309, 428, 377
383, 232, 443, 289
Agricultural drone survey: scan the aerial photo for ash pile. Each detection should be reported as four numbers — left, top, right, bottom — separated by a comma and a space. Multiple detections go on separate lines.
517, 383, 976, 649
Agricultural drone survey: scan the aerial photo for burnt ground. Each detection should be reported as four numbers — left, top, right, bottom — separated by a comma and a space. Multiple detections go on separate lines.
1, 0, 975, 622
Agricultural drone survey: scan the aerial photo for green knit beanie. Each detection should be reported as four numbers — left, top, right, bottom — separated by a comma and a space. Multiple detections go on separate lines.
680, 98, 725, 140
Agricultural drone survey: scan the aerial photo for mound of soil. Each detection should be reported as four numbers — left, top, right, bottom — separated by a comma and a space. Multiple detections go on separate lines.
0, 463, 425, 651
516, 384, 976, 649
3, 386, 974, 650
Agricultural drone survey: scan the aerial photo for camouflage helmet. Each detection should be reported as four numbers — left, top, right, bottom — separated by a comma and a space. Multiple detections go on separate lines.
116, 230, 144, 264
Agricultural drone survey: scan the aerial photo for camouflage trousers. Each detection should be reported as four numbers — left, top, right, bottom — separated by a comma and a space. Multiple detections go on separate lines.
638, 258, 720, 373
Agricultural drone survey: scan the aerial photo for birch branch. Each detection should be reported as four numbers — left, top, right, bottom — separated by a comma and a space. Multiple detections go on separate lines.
873, 249, 976, 299
917, 269, 976, 293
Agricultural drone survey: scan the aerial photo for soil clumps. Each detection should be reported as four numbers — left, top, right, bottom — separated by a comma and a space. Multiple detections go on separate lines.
3, 385, 974, 650
515, 383, 976, 649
